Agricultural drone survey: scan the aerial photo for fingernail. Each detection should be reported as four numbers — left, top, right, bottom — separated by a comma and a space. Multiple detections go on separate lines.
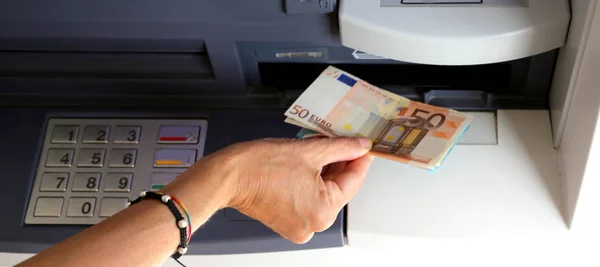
359, 138, 372, 150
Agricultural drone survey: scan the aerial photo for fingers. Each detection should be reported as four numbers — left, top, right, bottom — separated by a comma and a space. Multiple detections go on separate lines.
326, 155, 375, 206
268, 212, 316, 244
240, 137, 373, 245
293, 232, 314, 244
272, 225, 315, 244
299, 137, 372, 166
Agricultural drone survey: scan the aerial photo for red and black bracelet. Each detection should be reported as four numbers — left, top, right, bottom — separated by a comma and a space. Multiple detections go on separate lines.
128, 191, 189, 260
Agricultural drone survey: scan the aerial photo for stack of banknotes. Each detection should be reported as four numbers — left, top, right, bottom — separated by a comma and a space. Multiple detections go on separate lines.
284, 66, 472, 170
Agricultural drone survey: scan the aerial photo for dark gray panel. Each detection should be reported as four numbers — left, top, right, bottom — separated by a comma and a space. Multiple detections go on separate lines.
0, 0, 340, 93
0, 1, 330, 40
285, 0, 337, 14
0, 52, 214, 80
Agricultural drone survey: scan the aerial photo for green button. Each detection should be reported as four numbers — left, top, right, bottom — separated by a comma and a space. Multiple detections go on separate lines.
151, 185, 165, 190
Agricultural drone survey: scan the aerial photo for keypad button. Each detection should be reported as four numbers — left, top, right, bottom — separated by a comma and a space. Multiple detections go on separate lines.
77, 148, 106, 167
82, 125, 110, 144
67, 198, 96, 217
99, 198, 129, 217
108, 149, 137, 168
51, 125, 79, 144
113, 126, 141, 144
157, 125, 200, 144
40, 172, 69, 192
34, 197, 64, 217
104, 173, 133, 192
153, 149, 197, 168
72, 173, 101, 192
150, 172, 182, 191
45, 148, 75, 167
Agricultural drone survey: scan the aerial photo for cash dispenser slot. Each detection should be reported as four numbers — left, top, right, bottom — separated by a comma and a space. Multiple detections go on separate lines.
242, 44, 557, 110
261, 57, 555, 110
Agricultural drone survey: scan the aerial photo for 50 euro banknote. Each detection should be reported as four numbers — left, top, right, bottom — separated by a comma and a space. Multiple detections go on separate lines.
284, 66, 472, 170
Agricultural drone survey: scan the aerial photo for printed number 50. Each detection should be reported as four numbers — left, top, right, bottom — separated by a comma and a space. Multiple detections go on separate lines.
290, 105, 310, 119
411, 108, 446, 130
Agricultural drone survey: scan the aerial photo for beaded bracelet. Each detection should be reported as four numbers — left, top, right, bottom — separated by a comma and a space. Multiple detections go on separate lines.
128, 191, 190, 260
170, 195, 193, 243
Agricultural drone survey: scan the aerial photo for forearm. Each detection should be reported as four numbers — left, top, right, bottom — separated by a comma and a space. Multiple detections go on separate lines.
19, 200, 186, 267
17, 156, 237, 267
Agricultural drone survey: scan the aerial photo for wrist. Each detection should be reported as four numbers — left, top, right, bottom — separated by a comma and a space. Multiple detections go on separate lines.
219, 146, 258, 212
160, 153, 239, 230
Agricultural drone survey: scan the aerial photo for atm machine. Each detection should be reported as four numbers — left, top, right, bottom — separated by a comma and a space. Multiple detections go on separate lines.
1, 0, 600, 266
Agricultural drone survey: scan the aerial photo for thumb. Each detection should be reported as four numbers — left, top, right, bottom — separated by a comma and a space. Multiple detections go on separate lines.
326, 154, 375, 206
302, 137, 372, 166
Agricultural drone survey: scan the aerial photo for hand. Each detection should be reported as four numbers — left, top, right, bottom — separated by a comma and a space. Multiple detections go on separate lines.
162, 137, 374, 243
224, 137, 374, 244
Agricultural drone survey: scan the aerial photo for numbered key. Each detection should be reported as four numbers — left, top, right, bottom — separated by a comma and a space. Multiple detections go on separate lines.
72, 173, 101, 192
104, 173, 133, 192
77, 148, 106, 167
51, 125, 79, 144
108, 149, 137, 168
113, 126, 141, 144
82, 125, 110, 144
45, 148, 75, 167
67, 198, 96, 217
40, 172, 69, 192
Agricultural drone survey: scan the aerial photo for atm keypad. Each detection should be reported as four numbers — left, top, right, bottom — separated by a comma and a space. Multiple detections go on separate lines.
25, 119, 207, 225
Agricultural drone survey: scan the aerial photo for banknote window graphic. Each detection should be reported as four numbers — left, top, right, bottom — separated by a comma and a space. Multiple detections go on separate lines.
373, 118, 428, 157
